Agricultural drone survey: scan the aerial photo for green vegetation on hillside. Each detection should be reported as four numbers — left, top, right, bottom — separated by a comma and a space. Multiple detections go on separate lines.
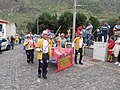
0, 0, 120, 34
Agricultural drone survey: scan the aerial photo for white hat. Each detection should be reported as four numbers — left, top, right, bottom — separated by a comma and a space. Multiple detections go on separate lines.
61, 33, 65, 36
43, 30, 48, 35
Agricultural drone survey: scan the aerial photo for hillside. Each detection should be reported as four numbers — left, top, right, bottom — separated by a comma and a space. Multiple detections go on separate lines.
0, 0, 120, 33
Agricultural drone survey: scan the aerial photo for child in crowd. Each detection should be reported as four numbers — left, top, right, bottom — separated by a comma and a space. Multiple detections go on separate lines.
107, 36, 115, 62
97, 29, 102, 42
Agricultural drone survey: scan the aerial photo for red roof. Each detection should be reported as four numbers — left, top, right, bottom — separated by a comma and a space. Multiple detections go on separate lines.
0, 19, 10, 24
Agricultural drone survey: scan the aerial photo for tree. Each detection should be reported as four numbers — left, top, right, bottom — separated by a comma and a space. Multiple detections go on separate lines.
76, 13, 87, 27
38, 12, 58, 33
58, 11, 73, 33
26, 21, 36, 34
108, 18, 118, 29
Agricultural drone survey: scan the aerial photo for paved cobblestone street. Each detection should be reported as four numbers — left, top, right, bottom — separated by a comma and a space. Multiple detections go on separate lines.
0, 45, 120, 90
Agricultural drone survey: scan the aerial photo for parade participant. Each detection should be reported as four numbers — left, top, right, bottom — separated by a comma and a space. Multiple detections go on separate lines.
107, 36, 115, 62
58, 33, 66, 48
113, 19, 120, 66
24, 35, 35, 64
0, 38, 2, 54
86, 21, 93, 46
68, 29, 71, 37
101, 21, 110, 42
19, 37, 22, 44
49, 36, 54, 47
73, 32, 84, 65
15, 34, 19, 44
36, 30, 52, 79
67, 29, 71, 42
10, 35, 15, 49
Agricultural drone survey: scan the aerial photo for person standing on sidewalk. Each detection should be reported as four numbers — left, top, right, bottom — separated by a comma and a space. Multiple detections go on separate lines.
73, 32, 84, 65
36, 30, 52, 79
86, 21, 93, 46
101, 21, 110, 42
24, 35, 35, 64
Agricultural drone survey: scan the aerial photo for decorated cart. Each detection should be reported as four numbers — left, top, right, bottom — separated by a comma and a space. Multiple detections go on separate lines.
49, 47, 73, 72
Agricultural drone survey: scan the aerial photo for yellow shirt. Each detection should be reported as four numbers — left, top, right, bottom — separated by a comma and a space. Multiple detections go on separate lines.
58, 38, 66, 48
36, 38, 52, 60
73, 37, 83, 50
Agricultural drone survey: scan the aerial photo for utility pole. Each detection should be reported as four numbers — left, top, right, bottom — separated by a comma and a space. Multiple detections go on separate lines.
72, 0, 76, 41
37, 14, 39, 34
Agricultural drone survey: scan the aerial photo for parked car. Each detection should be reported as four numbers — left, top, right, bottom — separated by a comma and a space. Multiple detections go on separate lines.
0, 37, 11, 50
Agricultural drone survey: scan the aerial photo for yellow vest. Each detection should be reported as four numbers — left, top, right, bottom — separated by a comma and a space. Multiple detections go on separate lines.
24, 39, 29, 50
73, 37, 83, 50
49, 39, 54, 47
24, 39, 34, 50
36, 38, 52, 60
68, 30, 71, 36
58, 38, 66, 48
15, 36, 19, 40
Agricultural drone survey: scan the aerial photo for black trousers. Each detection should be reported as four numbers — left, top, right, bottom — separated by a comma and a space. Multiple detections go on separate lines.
26, 49, 34, 63
74, 48, 83, 64
38, 53, 49, 76
118, 51, 120, 62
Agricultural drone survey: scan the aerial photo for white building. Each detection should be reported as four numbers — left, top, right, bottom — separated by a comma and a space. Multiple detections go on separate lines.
0, 19, 16, 38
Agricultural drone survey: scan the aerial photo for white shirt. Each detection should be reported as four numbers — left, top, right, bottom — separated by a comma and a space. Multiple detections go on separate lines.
86, 24, 93, 34
79, 38, 83, 48
43, 40, 49, 53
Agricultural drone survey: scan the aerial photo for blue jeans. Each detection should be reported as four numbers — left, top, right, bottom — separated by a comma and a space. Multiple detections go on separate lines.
83, 37, 87, 44
11, 42, 14, 49
102, 31, 108, 42
97, 33, 102, 42
87, 34, 91, 46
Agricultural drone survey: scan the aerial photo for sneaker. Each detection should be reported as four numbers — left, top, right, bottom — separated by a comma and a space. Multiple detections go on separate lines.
106, 60, 110, 62
38, 74, 41, 78
79, 62, 83, 65
109, 60, 112, 63
43, 75, 47, 79
114, 62, 119, 65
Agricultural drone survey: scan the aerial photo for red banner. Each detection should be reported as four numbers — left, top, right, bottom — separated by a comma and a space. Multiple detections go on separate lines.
55, 52, 73, 72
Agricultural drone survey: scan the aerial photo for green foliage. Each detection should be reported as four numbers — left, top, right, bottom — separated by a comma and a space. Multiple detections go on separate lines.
38, 12, 58, 33
26, 12, 102, 35
58, 11, 73, 33
26, 21, 36, 34
76, 13, 87, 27
108, 18, 118, 29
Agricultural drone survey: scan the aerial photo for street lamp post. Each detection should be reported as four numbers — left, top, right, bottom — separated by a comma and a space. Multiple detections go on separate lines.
37, 15, 39, 34
72, 1, 88, 40
72, 0, 76, 41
